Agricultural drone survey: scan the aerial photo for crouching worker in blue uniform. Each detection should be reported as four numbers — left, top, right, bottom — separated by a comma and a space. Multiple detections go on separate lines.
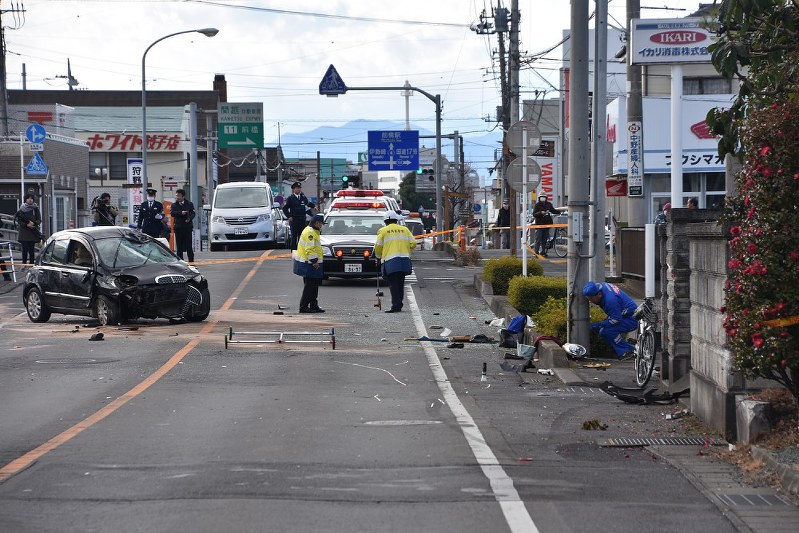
375, 211, 417, 313
293, 214, 326, 313
583, 281, 638, 360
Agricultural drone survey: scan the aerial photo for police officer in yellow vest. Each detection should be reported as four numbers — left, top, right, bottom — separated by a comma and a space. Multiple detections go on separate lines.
374, 211, 417, 313
292, 213, 326, 313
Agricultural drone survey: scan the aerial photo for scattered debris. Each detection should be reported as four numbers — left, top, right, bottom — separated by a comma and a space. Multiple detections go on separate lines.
380, 338, 388, 342
277, 304, 287, 310
582, 419, 608, 431
537, 368, 554, 376
449, 335, 471, 342
504, 353, 524, 360
429, 325, 444, 330
580, 362, 611, 370
487, 317, 505, 327
469, 316, 477, 320
88, 332, 104, 341
666, 409, 690, 420
273, 311, 284, 315
440, 328, 452, 337
447, 342, 464, 349
470, 334, 494, 343
116, 326, 139, 331
432, 312, 440, 315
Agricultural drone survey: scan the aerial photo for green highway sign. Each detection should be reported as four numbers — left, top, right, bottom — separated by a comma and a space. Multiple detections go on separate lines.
217, 102, 264, 149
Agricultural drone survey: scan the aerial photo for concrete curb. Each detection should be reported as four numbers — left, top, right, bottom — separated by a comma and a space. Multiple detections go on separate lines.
751, 445, 799, 497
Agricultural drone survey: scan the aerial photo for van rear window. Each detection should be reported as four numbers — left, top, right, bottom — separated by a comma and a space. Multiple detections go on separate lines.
215, 187, 270, 208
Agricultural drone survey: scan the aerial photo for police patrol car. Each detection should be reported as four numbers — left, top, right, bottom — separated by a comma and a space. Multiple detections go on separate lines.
321, 190, 404, 280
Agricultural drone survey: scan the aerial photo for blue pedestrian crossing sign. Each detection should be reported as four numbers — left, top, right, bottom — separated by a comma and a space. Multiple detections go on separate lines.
26, 152, 48, 176
319, 64, 347, 96
25, 123, 46, 143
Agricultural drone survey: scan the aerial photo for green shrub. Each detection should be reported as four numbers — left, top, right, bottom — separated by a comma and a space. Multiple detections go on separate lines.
482, 256, 543, 295
532, 296, 615, 357
507, 276, 566, 316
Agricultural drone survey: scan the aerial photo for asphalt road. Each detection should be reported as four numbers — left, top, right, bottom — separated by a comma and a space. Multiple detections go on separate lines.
0, 248, 737, 532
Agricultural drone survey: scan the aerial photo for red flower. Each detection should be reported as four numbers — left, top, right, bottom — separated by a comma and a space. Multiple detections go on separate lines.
790, 251, 799, 261
746, 207, 756, 219
762, 167, 773, 178
744, 196, 751, 206
730, 226, 742, 236
760, 146, 772, 157
747, 242, 758, 254
752, 333, 764, 348
793, 172, 799, 181
720, 305, 726, 313
781, 359, 788, 369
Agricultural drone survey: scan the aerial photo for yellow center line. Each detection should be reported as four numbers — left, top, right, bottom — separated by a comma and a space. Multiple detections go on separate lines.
0, 249, 271, 483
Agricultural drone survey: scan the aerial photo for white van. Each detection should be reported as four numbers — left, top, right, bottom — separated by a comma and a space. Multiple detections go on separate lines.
208, 182, 275, 251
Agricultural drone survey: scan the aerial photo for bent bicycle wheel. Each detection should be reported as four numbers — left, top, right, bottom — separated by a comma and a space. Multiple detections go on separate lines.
634, 329, 656, 387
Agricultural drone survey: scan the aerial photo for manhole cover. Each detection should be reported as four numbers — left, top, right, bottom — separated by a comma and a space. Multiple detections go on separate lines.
598, 436, 726, 447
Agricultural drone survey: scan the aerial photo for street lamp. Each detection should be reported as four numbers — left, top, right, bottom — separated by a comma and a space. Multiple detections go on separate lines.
141, 28, 219, 195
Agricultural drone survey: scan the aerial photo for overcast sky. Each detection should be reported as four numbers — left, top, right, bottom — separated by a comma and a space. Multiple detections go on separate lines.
5, 0, 707, 162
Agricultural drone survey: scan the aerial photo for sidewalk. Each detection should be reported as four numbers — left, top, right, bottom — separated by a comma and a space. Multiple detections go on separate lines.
472, 270, 799, 531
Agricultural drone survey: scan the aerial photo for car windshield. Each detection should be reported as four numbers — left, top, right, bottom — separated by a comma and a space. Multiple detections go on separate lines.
94, 235, 177, 268
214, 187, 270, 208
325, 215, 385, 236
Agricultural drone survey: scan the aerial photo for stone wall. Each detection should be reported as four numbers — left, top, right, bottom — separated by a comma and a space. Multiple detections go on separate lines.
661, 209, 746, 440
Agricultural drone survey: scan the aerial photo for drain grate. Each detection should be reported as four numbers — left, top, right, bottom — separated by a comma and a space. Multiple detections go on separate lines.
718, 493, 789, 507
598, 437, 726, 447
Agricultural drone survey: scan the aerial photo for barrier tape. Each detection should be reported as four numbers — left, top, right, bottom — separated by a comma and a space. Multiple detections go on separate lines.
762, 315, 799, 328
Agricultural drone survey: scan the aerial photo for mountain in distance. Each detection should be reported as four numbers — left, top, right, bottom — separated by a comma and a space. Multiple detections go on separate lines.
270, 119, 502, 183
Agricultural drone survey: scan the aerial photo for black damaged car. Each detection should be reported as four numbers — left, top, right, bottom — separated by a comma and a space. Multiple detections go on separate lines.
22, 226, 210, 325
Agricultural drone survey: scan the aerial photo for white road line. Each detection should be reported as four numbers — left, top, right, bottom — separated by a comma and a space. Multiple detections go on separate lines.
405, 286, 539, 533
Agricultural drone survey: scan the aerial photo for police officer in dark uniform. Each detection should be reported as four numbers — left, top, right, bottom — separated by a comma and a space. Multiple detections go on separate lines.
282, 181, 312, 250
137, 188, 164, 238
172, 188, 196, 262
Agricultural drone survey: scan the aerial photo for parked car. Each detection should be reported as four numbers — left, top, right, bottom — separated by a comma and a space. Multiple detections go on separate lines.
320, 208, 390, 280
22, 226, 210, 325
272, 207, 292, 248
207, 181, 276, 251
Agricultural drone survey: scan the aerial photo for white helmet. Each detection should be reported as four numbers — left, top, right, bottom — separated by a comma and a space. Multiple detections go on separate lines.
384, 211, 401, 222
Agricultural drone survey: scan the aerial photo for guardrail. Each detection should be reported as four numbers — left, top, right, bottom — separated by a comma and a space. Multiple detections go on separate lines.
0, 213, 19, 247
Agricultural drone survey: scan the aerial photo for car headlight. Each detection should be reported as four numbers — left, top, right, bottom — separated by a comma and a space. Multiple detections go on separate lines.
188, 265, 200, 274
211, 215, 226, 224
114, 274, 139, 288
322, 246, 332, 257
192, 274, 204, 283
256, 213, 271, 223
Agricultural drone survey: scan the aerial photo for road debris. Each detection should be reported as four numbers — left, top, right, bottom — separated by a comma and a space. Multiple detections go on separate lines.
582, 419, 608, 431
665, 408, 689, 420
88, 332, 104, 341
537, 368, 554, 376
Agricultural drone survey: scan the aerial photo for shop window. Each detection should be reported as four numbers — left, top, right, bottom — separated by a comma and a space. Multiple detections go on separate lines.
109, 153, 127, 180
684, 78, 734, 95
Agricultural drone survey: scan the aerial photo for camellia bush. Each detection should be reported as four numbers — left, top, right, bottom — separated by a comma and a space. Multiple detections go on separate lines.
709, 0, 799, 403
722, 101, 799, 403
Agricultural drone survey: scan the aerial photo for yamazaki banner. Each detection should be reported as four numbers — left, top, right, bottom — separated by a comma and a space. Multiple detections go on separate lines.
81, 132, 184, 152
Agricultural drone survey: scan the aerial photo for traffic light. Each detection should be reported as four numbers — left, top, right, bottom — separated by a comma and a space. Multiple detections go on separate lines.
417, 168, 435, 181
341, 175, 349, 189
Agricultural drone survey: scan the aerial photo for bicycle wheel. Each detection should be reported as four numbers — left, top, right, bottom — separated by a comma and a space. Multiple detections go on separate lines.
553, 227, 568, 257
634, 329, 656, 387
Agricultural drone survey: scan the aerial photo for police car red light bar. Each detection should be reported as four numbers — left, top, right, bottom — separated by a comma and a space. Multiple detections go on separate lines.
335, 190, 384, 197
335, 201, 383, 209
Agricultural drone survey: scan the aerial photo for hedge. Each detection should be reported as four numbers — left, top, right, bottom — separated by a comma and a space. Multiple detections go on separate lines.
532, 296, 615, 357
507, 275, 566, 316
482, 256, 543, 295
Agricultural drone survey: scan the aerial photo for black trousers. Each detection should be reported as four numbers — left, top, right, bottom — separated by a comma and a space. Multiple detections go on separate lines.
289, 220, 306, 250
174, 227, 194, 262
300, 277, 321, 310
20, 241, 36, 264
385, 272, 407, 311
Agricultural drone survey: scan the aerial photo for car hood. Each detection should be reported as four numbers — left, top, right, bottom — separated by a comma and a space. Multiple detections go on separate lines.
321, 235, 377, 247
109, 261, 199, 284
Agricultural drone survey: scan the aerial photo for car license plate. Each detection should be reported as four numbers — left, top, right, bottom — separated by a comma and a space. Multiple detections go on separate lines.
234, 227, 249, 235
344, 263, 362, 273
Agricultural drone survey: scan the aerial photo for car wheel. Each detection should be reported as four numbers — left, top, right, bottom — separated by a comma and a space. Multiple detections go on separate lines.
25, 287, 51, 323
185, 287, 211, 322
96, 294, 120, 326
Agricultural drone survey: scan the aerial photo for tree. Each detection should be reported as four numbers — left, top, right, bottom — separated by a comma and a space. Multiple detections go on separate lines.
398, 172, 435, 212
709, 1, 799, 403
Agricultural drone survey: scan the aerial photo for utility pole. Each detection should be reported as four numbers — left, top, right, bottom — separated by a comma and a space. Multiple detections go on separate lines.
589, 0, 608, 282
508, 0, 521, 253
0, 2, 26, 136
627, 0, 646, 226
567, 0, 591, 350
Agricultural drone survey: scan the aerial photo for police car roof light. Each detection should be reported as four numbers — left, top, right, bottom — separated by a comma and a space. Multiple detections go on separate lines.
335, 190, 384, 198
